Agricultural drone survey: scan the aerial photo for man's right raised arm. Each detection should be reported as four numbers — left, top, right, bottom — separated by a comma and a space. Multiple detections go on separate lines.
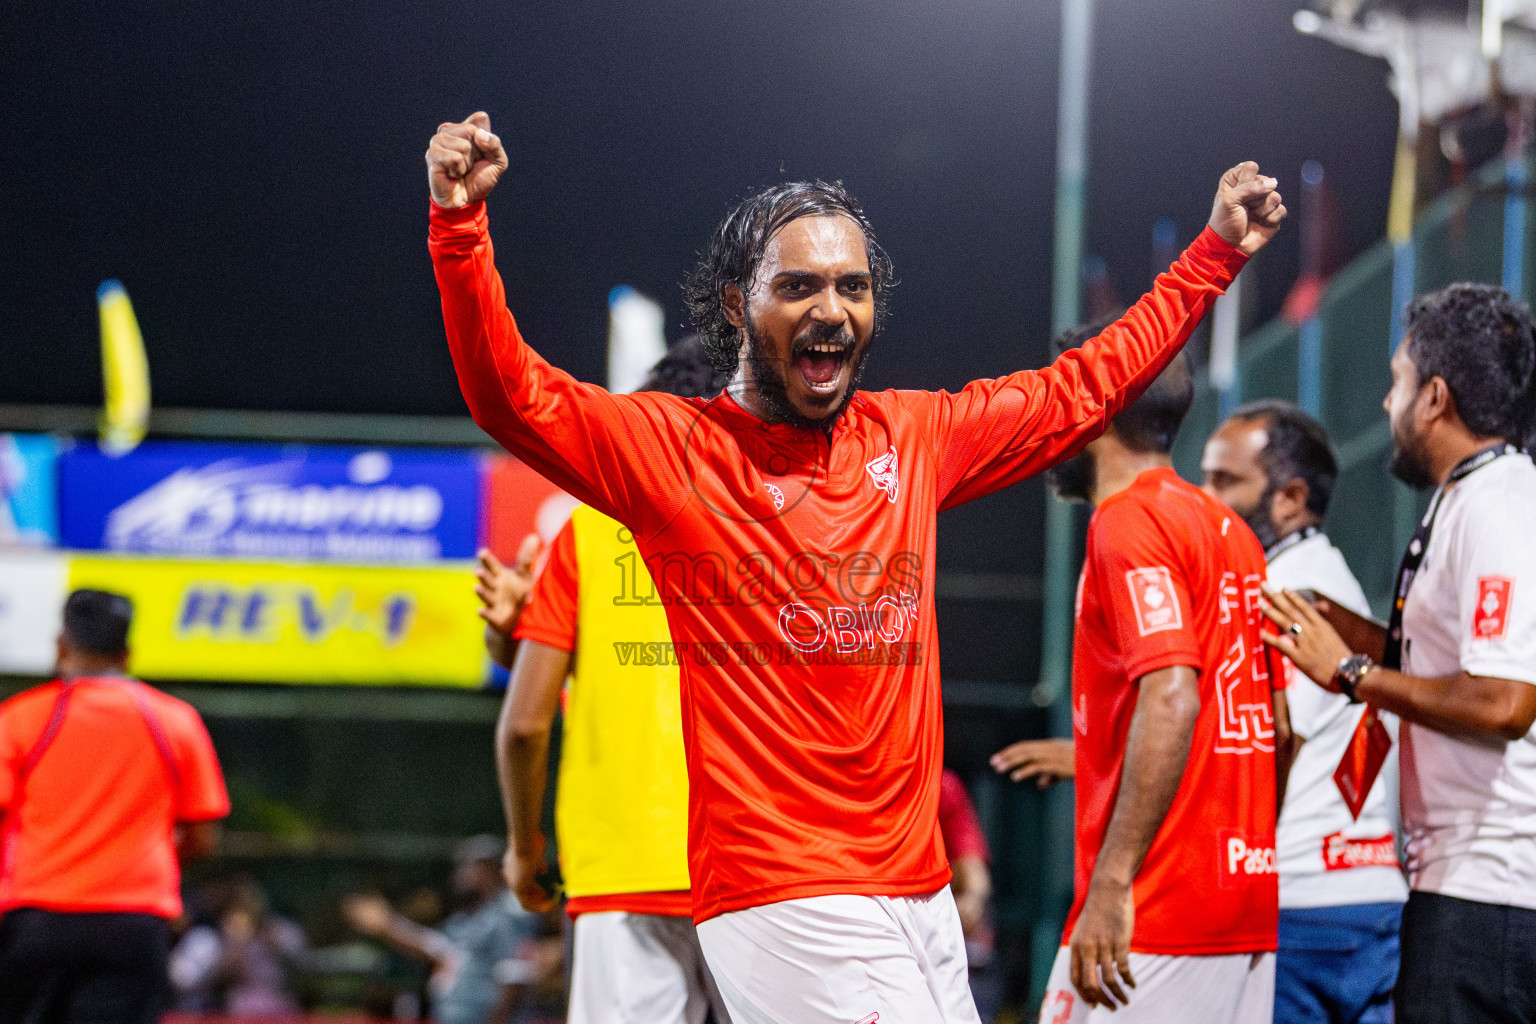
426, 113, 686, 532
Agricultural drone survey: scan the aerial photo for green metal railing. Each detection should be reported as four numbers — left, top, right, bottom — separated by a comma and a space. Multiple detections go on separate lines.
1173, 155, 1531, 617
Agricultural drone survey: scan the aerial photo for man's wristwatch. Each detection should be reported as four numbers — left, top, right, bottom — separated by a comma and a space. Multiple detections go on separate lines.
1332, 653, 1376, 703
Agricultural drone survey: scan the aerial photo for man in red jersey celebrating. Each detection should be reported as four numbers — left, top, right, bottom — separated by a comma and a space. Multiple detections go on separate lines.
425, 110, 1283, 1024
1029, 327, 1279, 1023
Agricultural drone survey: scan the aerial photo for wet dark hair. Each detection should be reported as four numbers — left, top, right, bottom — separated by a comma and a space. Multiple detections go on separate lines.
1054, 314, 1194, 454
682, 180, 895, 373
639, 335, 732, 399
1404, 282, 1536, 448
62, 588, 133, 656
1230, 399, 1337, 517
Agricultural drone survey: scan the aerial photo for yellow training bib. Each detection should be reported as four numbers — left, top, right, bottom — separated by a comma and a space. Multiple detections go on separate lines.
555, 504, 691, 898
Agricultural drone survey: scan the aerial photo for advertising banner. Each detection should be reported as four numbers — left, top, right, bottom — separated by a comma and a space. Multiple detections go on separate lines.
60, 441, 484, 563
0, 551, 69, 674
66, 555, 487, 687
0, 434, 62, 547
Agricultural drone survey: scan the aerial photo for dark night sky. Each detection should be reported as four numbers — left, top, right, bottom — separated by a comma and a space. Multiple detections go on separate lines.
3, 0, 1398, 416
0, 0, 1407, 687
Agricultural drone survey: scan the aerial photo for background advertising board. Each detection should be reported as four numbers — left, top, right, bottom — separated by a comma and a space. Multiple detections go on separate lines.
0, 433, 62, 547
66, 555, 487, 687
59, 440, 484, 563
0, 551, 68, 674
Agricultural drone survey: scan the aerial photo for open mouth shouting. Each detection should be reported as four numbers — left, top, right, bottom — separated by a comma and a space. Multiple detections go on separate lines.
792, 330, 856, 396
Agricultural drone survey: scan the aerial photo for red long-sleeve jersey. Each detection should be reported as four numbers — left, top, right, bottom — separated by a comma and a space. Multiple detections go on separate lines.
430, 200, 1247, 921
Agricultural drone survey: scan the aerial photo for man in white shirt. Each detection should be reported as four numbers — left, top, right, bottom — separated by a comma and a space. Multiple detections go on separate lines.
1264, 282, 1536, 1024
1203, 400, 1406, 1024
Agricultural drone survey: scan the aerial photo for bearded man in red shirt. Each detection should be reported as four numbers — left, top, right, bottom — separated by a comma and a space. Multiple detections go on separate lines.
1028, 330, 1280, 1023
425, 110, 1284, 1024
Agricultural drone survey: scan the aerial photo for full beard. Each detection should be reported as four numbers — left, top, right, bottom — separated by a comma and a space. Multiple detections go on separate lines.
1238, 488, 1282, 551
734, 317, 867, 429
1388, 419, 1437, 490
1045, 448, 1095, 503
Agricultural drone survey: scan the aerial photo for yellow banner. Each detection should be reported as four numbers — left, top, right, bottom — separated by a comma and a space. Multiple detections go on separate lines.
97, 280, 151, 456
66, 555, 486, 687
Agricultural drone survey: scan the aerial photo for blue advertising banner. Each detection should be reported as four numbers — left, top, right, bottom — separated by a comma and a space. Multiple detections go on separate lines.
0, 433, 62, 546
60, 440, 484, 562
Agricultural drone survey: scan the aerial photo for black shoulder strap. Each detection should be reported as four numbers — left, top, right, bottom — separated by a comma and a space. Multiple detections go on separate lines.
17, 683, 76, 782
122, 682, 183, 790
15, 680, 182, 791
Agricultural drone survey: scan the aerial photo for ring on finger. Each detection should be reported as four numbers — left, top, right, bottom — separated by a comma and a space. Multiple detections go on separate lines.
1288, 622, 1303, 638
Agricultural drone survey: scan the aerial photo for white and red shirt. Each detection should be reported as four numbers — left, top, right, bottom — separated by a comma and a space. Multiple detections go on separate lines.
1069, 468, 1277, 955
1399, 450, 1536, 909
431, 200, 1247, 922
1267, 531, 1407, 909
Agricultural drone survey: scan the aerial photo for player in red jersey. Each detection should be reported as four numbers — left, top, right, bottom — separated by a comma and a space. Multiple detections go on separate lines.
425, 111, 1284, 1024
1023, 326, 1279, 1023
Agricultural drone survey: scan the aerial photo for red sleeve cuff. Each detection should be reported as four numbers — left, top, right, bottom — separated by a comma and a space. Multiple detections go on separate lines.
1122, 652, 1203, 688
1182, 226, 1249, 290
428, 198, 488, 245
512, 624, 576, 653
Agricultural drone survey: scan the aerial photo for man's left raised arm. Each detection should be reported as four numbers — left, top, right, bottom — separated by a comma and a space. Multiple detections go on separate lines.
931, 163, 1284, 510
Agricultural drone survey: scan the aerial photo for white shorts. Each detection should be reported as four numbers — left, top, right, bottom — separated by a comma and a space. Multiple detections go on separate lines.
569, 912, 731, 1024
1040, 946, 1275, 1024
695, 888, 980, 1024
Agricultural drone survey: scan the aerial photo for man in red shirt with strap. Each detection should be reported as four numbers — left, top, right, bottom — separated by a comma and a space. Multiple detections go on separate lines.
0, 589, 230, 1024
1023, 328, 1279, 1022
425, 110, 1284, 1024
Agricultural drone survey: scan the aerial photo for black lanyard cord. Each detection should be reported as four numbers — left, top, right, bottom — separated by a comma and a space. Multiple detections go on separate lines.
1383, 442, 1517, 670
1264, 525, 1320, 562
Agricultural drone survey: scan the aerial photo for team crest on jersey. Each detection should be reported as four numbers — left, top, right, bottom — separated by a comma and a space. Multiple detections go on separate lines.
1125, 567, 1182, 635
1474, 576, 1514, 640
865, 446, 900, 503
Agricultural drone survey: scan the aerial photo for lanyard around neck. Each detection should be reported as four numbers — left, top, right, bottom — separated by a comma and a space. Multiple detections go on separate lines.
1264, 525, 1319, 562
1383, 442, 1516, 669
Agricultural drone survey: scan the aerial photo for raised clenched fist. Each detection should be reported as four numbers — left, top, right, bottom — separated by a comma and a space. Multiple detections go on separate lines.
1207, 161, 1287, 257
426, 111, 508, 209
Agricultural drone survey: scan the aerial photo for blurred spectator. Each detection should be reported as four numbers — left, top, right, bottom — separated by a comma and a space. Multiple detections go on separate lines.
344, 835, 553, 1024
169, 876, 306, 1015
0, 588, 230, 1024
938, 770, 998, 1022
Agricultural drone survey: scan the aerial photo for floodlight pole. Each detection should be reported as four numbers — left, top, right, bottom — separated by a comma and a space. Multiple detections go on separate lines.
1211, 274, 1244, 418
1033, 0, 1093, 1005
1038, 0, 1091, 714
1297, 159, 1326, 417
1506, 106, 1528, 298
